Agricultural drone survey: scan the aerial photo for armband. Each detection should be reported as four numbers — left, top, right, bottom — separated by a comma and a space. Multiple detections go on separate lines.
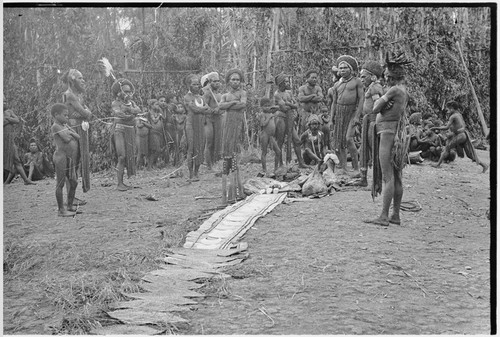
380, 95, 389, 103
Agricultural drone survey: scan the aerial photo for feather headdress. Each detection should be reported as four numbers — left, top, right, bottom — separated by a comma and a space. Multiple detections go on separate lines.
385, 52, 413, 68
97, 57, 116, 80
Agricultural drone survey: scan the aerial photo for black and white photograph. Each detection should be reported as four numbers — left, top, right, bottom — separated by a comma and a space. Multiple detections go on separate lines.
3, 3, 494, 335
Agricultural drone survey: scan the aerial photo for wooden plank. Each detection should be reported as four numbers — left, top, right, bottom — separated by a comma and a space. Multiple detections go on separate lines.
108, 300, 190, 312
141, 274, 203, 289
139, 282, 205, 297
122, 293, 198, 305
107, 308, 187, 325
91, 324, 161, 335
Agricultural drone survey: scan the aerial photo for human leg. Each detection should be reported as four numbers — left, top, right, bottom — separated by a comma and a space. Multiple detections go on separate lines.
364, 132, 395, 226
54, 153, 74, 217
15, 162, 35, 185
259, 131, 269, 174
114, 130, 129, 191
292, 128, 307, 168
346, 118, 360, 175
204, 121, 214, 170
389, 168, 403, 225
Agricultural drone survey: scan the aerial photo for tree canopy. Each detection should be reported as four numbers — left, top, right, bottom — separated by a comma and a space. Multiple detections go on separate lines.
3, 5, 492, 172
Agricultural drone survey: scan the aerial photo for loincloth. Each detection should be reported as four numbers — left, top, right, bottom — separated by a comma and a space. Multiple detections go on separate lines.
371, 115, 409, 200
114, 124, 136, 177
376, 120, 399, 135
332, 103, 356, 150
360, 114, 377, 168
222, 111, 244, 157
71, 123, 91, 192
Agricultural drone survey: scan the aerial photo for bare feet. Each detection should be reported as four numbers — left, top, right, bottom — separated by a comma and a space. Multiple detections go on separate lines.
363, 217, 389, 226
298, 163, 308, 169
58, 210, 76, 217
116, 184, 129, 191
349, 170, 362, 179
73, 198, 87, 206
24, 180, 36, 185
389, 214, 401, 225
67, 207, 83, 214
431, 163, 441, 168
481, 163, 489, 173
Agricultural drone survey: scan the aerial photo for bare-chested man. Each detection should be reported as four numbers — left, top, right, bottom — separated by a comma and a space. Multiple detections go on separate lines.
258, 97, 281, 176
274, 73, 307, 168
202, 72, 223, 171
331, 55, 364, 177
4, 106, 36, 185
359, 61, 384, 186
62, 69, 92, 204
298, 69, 324, 135
184, 74, 210, 181
111, 78, 141, 191
219, 69, 247, 205
364, 56, 410, 227
431, 101, 488, 172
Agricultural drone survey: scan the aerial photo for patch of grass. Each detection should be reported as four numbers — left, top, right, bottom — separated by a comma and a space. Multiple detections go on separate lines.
3, 240, 46, 279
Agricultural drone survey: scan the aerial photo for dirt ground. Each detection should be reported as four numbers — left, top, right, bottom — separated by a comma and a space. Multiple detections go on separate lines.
3, 149, 492, 335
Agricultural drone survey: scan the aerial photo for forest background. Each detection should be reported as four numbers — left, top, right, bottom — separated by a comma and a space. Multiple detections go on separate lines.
3, 5, 493, 172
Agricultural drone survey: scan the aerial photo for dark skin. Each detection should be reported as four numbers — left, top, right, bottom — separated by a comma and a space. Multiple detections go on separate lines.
4, 109, 36, 185
274, 78, 307, 168
51, 108, 81, 217
258, 102, 281, 176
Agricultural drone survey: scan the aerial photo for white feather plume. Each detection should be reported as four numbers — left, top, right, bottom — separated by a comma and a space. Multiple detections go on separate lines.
98, 57, 116, 80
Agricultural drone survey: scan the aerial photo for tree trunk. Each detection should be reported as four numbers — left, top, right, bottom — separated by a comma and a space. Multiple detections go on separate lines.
265, 9, 276, 98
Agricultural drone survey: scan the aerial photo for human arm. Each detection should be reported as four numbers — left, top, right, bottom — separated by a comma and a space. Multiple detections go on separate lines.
373, 86, 398, 114
52, 124, 78, 143
3, 109, 20, 125
354, 80, 365, 119
65, 92, 92, 120
297, 86, 316, 103
310, 86, 324, 103
112, 101, 136, 121
330, 84, 338, 122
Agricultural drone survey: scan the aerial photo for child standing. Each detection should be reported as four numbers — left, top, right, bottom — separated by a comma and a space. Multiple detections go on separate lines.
50, 103, 81, 217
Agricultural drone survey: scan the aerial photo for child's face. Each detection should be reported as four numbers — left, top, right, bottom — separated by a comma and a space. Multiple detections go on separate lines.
55, 109, 69, 125
29, 143, 38, 153
310, 122, 320, 131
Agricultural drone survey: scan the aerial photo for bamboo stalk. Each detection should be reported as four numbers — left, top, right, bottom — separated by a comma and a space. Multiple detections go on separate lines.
456, 41, 489, 136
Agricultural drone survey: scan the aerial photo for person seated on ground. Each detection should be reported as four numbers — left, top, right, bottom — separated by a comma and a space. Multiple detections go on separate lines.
431, 101, 488, 172
418, 127, 443, 161
50, 103, 81, 217
23, 139, 49, 181
4, 107, 36, 185
300, 114, 329, 166
258, 97, 281, 176
407, 112, 425, 152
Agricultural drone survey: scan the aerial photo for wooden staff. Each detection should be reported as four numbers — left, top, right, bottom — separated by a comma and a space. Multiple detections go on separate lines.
456, 41, 489, 136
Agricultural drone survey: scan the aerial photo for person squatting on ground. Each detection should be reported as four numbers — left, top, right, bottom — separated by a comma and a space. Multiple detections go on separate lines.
135, 106, 152, 170
359, 60, 384, 186
110, 78, 141, 191
4, 107, 36, 185
364, 53, 411, 227
184, 74, 210, 181
331, 55, 365, 177
62, 69, 92, 204
298, 69, 324, 135
23, 139, 49, 181
201, 71, 223, 171
273, 73, 307, 168
148, 99, 167, 169
300, 114, 329, 166
50, 103, 81, 217
219, 68, 247, 205
431, 101, 488, 173
258, 97, 281, 176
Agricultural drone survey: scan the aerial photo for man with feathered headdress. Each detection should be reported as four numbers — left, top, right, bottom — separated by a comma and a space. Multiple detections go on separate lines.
331, 55, 364, 177
201, 71, 223, 170
110, 78, 142, 190
364, 52, 412, 227
359, 60, 385, 186
62, 68, 92, 205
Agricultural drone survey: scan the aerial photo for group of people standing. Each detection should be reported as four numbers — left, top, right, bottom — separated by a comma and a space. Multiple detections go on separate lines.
4, 53, 488, 220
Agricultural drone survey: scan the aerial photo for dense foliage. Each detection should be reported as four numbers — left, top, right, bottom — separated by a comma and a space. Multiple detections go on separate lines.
3, 6, 492, 172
